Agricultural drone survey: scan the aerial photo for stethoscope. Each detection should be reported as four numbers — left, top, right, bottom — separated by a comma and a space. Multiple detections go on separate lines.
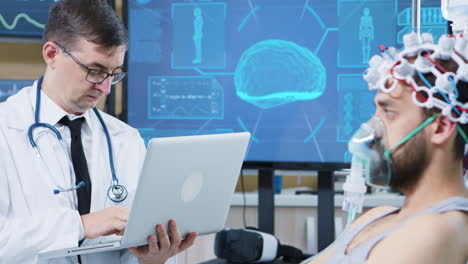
27, 76, 128, 203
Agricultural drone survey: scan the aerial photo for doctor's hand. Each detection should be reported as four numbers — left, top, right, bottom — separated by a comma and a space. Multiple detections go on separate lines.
80, 205, 129, 239
128, 219, 197, 264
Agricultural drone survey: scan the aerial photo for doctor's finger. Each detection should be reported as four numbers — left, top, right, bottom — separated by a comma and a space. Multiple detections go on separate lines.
168, 220, 182, 247
156, 224, 171, 249
114, 205, 130, 221
112, 219, 127, 235
147, 235, 160, 254
178, 232, 197, 252
128, 245, 149, 257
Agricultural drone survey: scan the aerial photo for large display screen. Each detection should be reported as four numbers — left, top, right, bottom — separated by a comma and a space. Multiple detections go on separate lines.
0, 0, 57, 38
125, 0, 445, 166
0, 80, 33, 102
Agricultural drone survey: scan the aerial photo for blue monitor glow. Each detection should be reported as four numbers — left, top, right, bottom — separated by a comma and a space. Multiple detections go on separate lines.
124, 0, 446, 169
0, 0, 56, 38
0, 80, 33, 102
0, 0, 116, 39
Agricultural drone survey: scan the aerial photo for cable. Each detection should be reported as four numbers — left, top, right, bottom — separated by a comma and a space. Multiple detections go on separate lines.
422, 53, 448, 73
416, 71, 461, 115
240, 169, 247, 228
389, 62, 427, 102
378, 45, 396, 60
448, 76, 459, 99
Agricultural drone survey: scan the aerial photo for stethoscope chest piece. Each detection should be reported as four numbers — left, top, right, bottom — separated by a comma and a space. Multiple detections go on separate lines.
32, 76, 129, 202
107, 183, 128, 203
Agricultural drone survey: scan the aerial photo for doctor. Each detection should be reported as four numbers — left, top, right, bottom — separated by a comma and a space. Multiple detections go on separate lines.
0, 0, 196, 263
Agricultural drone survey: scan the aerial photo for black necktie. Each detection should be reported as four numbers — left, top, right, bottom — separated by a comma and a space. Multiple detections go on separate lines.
60, 117, 92, 215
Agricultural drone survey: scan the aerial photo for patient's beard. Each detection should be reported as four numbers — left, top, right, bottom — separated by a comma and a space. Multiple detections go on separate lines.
388, 130, 429, 193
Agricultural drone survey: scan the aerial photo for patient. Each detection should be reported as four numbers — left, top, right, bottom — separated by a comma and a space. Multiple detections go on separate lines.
306, 33, 468, 263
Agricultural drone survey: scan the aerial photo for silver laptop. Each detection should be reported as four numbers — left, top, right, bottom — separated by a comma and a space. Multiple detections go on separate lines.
38, 132, 250, 259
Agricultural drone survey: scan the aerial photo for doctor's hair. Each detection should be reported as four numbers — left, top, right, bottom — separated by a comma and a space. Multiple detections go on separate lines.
412, 56, 468, 161
43, 0, 128, 51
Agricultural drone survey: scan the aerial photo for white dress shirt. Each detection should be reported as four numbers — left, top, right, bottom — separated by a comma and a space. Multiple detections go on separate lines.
0, 81, 150, 264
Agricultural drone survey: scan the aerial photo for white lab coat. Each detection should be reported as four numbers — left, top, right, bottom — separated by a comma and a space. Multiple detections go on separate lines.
0, 82, 154, 264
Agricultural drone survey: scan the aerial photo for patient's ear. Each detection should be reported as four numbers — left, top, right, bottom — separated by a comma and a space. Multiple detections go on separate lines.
430, 114, 457, 145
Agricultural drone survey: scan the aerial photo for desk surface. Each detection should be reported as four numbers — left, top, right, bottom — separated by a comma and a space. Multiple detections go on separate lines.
230, 193, 405, 207
200, 259, 302, 264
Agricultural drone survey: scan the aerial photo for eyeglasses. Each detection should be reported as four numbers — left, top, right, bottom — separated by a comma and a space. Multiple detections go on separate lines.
53, 41, 127, 85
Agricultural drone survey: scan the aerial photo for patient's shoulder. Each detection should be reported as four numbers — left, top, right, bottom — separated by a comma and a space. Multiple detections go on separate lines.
348, 206, 398, 230
403, 210, 468, 240
428, 211, 468, 253
367, 210, 468, 263
305, 206, 398, 264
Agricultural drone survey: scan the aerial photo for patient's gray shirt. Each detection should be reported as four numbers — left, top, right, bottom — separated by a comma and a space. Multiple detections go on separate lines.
323, 196, 468, 264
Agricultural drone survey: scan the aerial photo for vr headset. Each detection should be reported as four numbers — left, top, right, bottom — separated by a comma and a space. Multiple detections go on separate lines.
214, 228, 310, 263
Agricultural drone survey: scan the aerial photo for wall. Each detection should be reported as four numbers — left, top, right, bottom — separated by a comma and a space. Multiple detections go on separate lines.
0, 42, 44, 79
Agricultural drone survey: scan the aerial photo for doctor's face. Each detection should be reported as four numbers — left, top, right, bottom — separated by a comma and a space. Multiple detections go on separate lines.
51, 38, 126, 114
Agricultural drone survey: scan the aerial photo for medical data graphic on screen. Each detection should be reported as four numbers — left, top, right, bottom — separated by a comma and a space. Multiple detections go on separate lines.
127, 0, 445, 163
0, 0, 57, 37
0, 80, 33, 102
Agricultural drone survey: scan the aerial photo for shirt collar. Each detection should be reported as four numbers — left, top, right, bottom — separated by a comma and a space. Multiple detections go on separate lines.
29, 84, 94, 131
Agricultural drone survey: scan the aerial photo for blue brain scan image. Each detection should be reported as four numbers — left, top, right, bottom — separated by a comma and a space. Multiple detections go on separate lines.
126, 0, 445, 165
235, 40, 326, 109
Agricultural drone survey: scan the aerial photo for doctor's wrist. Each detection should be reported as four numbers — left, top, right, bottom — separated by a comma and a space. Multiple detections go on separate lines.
77, 212, 86, 241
